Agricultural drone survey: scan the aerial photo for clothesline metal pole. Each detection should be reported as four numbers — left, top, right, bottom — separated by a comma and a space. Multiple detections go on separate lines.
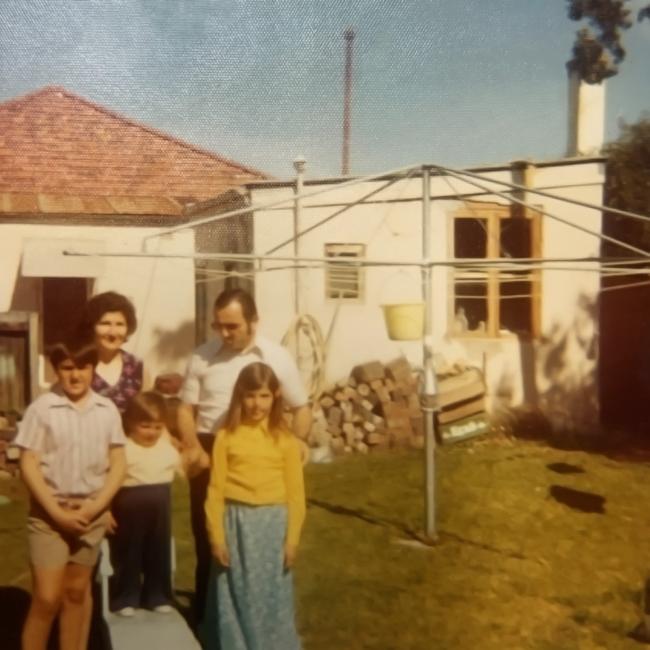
293, 156, 306, 316
421, 166, 437, 541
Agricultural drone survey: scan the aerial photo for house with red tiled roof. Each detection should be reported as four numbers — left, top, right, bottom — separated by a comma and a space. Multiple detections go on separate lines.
0, 85, 265, 215
0, 86, 267, 412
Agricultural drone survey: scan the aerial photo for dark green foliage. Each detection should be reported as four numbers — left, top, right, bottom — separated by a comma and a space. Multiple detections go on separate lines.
604, 116, 650, 252
566, 0, 649, 83
568, 28, 619, 83
568, 0, 632, 64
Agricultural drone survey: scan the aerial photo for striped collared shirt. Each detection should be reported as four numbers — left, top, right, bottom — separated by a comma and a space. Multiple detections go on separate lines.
14, 387, 126, 497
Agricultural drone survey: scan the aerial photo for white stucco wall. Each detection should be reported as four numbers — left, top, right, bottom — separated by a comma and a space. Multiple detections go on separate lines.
0, 223, 195, 390
534, 163, 603, 429
250, 160, 605, 432
252, 178, 429, 377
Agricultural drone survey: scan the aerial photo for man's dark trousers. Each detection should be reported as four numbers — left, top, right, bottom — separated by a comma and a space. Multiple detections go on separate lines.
189, 433, 215, 623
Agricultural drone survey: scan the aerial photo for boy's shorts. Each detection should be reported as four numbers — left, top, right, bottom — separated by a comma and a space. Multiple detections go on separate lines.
27, 499, 110, 568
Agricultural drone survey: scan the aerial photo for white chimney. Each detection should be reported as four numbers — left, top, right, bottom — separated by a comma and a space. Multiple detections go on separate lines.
567, 70, 605, 157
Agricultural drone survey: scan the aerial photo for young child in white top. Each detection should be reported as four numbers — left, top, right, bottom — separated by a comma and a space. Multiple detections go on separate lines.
109, 391, 189, 616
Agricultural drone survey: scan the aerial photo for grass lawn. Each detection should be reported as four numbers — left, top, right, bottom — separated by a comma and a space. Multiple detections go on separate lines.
2, 436, 650, 649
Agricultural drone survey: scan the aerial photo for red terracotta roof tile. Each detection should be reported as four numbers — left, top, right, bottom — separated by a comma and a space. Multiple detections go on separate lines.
0, 193, 39, 213
0, 192, 184, 217
0, 86, 267, 217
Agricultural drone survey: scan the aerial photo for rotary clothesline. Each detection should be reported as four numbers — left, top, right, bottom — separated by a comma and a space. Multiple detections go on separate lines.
143, 161, 650, 259
64, 160, 650, 276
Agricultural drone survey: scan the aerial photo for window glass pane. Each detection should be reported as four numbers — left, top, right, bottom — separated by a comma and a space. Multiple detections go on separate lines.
499, 217, 532, 333
500, 218, 531, 259
454, 219, 487, 258
500, 273, 532, 333
454, 281, 487, 332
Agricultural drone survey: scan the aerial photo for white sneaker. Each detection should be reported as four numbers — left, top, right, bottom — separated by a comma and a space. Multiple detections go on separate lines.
116, 607, 135, 617
153, 604, 173, 614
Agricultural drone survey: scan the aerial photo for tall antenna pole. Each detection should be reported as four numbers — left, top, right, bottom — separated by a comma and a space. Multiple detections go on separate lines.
342, 27, 355, 176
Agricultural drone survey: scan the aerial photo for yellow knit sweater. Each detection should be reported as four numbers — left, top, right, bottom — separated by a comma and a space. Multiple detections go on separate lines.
205, 421, 306, 547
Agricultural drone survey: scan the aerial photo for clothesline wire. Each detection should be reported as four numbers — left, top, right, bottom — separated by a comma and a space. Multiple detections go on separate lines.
193, 259, 650, 299
189, 258, 650, 285
66, 248, 650, 269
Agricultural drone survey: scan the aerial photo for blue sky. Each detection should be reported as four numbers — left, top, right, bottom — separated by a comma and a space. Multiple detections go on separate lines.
0, 0, 648, 178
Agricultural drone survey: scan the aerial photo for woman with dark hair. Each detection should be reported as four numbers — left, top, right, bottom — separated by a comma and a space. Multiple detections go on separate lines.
74, 292, 146, 648
77, 291, 144, 412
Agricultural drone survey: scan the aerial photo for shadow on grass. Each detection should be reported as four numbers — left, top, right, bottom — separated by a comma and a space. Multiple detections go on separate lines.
307, 497, 429, 544
308, 498, 532, 562
171, 587, 206, 646
546, 462, 585, 474
629, 622, 650, 645
173, 588, 199, 636
549, 485, 606, 514
0, 581, 114, 650
0, 586, 29, 650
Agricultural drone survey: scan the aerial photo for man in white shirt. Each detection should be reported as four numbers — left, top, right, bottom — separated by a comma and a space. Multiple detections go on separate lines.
178, 288, 311, 623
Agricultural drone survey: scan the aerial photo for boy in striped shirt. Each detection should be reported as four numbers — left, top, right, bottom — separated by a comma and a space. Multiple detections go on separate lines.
14, 340, 127, 650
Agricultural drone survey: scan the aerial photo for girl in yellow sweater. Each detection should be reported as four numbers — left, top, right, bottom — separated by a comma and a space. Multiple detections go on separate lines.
201, 362, 306, 650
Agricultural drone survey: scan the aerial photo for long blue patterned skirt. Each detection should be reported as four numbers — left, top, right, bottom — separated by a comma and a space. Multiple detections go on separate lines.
200, 503, 302, 650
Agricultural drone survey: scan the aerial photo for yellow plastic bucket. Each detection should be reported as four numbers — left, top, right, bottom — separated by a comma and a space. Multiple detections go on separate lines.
381, 303, 425, 340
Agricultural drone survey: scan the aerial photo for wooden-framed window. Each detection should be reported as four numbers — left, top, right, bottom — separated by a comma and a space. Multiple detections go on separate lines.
325, 243, 365, 301
451, 202, 541, 337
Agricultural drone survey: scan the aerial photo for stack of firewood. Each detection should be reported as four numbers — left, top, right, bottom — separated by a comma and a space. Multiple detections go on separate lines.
308, 357, 424, 454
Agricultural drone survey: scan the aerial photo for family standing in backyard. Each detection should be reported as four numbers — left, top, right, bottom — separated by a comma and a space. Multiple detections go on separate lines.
13, 287, 310, 650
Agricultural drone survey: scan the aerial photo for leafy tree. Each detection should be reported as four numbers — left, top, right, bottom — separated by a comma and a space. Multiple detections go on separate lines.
567, 0, 650, 83
603, 116, 650, 252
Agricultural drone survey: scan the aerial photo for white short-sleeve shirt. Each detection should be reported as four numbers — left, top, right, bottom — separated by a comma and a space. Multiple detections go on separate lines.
122, 436, 182, 487
14, 387, 126, 497
180, 335, 309, 434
